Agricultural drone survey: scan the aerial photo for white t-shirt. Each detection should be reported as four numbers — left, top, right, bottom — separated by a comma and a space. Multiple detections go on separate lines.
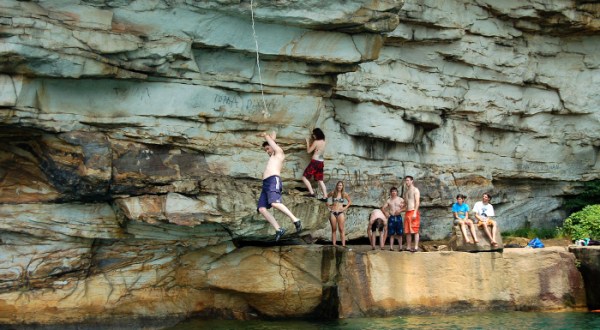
472, 201, 495, 219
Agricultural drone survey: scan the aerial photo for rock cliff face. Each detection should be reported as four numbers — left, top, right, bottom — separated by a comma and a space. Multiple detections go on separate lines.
0, 0, 599, 324
570, 246, 600, 310
0, 246, 587, 324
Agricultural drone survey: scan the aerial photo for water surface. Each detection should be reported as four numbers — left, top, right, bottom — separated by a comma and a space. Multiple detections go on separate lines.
168, 311, 600, 330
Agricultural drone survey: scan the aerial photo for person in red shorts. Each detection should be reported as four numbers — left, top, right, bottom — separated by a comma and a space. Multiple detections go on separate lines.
301, 128, 328, 201
403, 175, 421, 252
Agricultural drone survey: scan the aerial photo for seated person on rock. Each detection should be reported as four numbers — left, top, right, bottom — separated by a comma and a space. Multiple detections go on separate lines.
368, 209, 387, 250
472, 192, 498, 246
452, 194, 478, 244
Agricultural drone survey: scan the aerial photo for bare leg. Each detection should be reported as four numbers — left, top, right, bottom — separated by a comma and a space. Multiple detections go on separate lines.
301, 177, 314, 195
389, 235, 395, 251
406, 234, 412, 251
329, 214, 337, 246
399, 235, 403, 251
338, 214, 346, 247
414, 233, 420, 251
317, 180, 327, 198
271, 202, 299, 223
367, 220, 375, 249
259, 207, 280, 230
468, 222, 479, 243
490, 222, 498, 245
459, 222, 471, 243
381, 229, 388, 249
481, 224, 494, 244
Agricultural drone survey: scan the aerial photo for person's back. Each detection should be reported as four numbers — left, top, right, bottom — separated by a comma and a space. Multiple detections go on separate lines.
370, 209, 386, 222
302, 128, 327, 200
311, 139, 325, 161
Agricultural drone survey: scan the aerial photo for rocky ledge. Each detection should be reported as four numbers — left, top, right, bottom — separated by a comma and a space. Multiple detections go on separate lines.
0, 245, 587, 325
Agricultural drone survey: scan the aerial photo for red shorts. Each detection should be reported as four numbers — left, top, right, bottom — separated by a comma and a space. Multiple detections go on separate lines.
404, 210, 420, 234
302, 159, 324, 181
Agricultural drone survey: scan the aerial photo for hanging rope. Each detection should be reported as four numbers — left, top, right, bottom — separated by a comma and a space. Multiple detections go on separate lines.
250, 0, 270, 118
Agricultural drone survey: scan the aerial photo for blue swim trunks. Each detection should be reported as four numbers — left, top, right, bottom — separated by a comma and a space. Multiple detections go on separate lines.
257, 175, 282, 210
388, 215, 403, 236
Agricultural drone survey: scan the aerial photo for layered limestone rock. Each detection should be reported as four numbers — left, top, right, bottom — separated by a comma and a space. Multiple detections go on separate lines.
0, 0, 599, 324
1, 0, 598, 243
449, 224, 504, 252
0, 246, 587, 324
338, 247, 586, 317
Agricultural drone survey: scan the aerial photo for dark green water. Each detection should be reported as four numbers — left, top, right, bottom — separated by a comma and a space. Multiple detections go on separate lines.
167, 312, 600, 330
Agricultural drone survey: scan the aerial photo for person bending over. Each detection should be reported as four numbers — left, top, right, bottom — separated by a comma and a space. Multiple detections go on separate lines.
368, 209, 387, 250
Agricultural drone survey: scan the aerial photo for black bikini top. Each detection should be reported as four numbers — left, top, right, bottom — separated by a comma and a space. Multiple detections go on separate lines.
332, 196, 345, 203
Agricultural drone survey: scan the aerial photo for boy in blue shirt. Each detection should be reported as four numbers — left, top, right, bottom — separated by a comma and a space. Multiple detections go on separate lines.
452, 194, 478, 244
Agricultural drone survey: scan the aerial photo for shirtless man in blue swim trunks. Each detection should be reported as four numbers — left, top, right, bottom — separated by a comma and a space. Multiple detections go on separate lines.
257, 131, 302, 241
381, 187, 406, 251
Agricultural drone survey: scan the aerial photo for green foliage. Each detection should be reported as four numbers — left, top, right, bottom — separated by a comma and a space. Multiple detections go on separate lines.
558, 204, 600, 240
563, 180, 600, 215
501, 227, 557, 239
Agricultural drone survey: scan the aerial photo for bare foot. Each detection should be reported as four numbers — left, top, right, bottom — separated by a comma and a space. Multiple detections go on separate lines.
491, 241, 498, 246
465, 239, 472, 244
474, 240, 479, 243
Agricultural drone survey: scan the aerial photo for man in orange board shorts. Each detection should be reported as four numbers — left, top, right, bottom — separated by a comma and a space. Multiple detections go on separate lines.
403, 175, 421, 252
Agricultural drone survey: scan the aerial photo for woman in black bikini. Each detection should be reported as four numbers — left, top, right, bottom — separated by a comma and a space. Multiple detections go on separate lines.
326, 181, 352, 247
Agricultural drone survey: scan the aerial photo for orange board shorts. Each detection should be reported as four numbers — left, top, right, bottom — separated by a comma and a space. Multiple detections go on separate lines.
477, 218, 496, 228
404, 210, 420, 234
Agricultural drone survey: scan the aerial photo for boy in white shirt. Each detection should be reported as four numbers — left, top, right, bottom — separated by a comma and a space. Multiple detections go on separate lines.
472, 193, 498, 246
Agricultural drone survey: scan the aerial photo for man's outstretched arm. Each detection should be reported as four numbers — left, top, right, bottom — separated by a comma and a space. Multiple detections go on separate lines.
259, 131, 283, 154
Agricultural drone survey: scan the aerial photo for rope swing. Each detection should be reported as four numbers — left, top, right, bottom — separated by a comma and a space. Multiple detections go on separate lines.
250, 0, 270, 118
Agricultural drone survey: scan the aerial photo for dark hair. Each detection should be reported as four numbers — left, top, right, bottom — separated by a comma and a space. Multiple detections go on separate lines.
483, 193, 492, 201
390, 187, 398, 194
404, 175, 414, 181
456, 194, 467, 200
262, 141, 269, 147
371, 218, 384, 231
312, 128, 325, 140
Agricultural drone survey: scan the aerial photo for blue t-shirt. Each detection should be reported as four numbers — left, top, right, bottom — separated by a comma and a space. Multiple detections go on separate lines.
452, 203, 470, 219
